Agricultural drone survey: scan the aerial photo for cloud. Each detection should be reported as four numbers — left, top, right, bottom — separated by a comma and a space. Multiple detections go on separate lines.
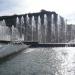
0, 0, 17, 11
0, 0, 75, 24
0, 0, 75, 15
0, 0, 27, 16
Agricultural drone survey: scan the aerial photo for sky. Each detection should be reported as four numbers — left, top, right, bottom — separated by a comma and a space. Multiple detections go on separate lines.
0, 0, 75, 24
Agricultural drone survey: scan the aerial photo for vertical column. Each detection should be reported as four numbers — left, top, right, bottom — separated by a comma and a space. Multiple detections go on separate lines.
24, 15, 31, 42
34, 15, 38, 42
64, 20, 67, 43
32, 16, 36, 42
11, 16, 17, 41
21, 16, 25, 41
71, 25, 74, 41
53, 13, 58, 43
5, 18, 12, 41
51, 14, 55, 43
0, 20, 4, 40
57, 15, 60, 43
38, 16, 41, 43
58, 16, 61, 43
18, 16, 22, 38
26, 15, 31, 42
2, 20, 4, 40
46, 13, 51, 43
40, 13, 46, 43
16, 17, 20, 40
12, 16, 17, 27
44, 14, 47, 43
28, 15, 32, 41
24, 15, 27, 42
58, 16, 66, 43
61, 17, 65, 43
66, 25, 72, 42
11, 17, 17, 41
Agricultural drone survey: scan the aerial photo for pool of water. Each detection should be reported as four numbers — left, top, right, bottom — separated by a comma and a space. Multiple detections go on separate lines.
0, 47, 75, 75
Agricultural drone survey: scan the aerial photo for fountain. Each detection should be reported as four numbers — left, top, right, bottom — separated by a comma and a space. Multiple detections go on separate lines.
44, 14, 47, 43
51, 14, 55, 43
0, 19, 11, 41
32, 16, 36, 42
38, 16, 42, 43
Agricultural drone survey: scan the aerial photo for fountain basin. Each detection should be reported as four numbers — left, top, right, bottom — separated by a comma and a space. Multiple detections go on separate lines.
0, 44, 29, 58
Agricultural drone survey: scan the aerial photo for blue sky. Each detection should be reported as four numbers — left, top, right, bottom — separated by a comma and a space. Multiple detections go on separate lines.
0, 0, 75, 24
